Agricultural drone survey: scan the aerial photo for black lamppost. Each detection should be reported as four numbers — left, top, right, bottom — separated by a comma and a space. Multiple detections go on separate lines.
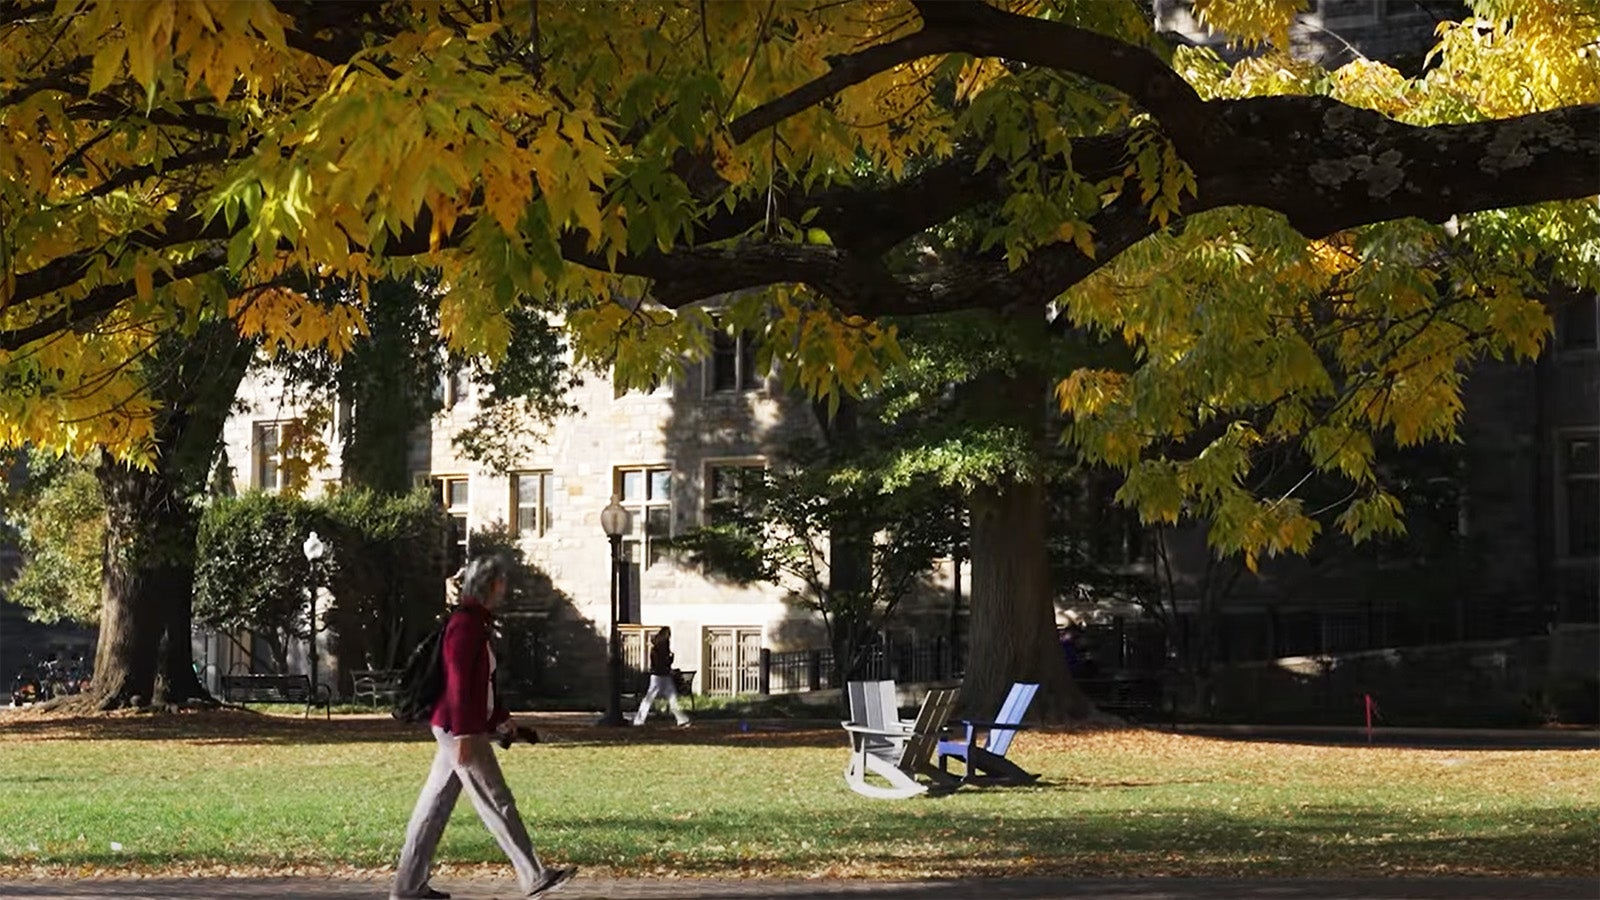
302, 530, 326, 695
598, 495, 631, 726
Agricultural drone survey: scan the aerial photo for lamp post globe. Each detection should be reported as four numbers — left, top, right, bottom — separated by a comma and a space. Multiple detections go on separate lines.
598, 496, 630, 727
302, 531, 326, 697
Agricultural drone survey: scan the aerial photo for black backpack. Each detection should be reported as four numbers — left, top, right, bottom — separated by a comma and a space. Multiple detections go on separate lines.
391, 619, 449, 723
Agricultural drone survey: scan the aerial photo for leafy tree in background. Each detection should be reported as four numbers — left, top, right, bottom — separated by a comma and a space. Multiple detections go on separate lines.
195, 488, 449, 676
1, 0, 1594, 714
671, 457, 962, 688
0, 455, 103, 625
193, 491, 320, 673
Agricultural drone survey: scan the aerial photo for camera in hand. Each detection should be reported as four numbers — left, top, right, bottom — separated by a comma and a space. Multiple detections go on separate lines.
496, 724, 540, 749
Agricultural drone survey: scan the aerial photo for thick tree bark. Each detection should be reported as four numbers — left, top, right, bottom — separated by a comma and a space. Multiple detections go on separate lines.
90, 459, 209, 708
956, 313, 1094, 723
965, 478, 1092, 722
82, 322, 254, 711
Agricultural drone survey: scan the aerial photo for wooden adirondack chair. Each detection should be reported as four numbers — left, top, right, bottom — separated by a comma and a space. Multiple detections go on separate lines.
936, 681, 1040, 786
842, 686, 961, 799
842, 680, 907, 771
845, 680, 907, 736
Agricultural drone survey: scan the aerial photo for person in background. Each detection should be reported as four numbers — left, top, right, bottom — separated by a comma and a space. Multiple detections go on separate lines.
392, 554, 575, 900
633, 626, 691, 727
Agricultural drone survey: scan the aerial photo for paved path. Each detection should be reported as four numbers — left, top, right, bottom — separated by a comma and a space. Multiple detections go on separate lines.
1, 877, 1596, 899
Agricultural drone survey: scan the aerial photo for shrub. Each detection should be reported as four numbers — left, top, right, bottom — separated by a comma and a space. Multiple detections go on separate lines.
194, 491, 323, 672
195, 489, 449, 677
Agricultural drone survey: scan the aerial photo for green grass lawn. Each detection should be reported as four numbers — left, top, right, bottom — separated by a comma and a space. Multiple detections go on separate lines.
0, 710, 1594, 879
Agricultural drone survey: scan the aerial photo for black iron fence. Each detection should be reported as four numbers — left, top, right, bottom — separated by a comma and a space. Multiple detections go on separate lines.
754, 636, 965, 695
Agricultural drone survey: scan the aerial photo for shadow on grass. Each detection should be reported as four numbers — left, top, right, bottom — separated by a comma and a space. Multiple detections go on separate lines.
0, 709, 848, 748
8, 804, 1593, 880
1176, 725, 1600, 752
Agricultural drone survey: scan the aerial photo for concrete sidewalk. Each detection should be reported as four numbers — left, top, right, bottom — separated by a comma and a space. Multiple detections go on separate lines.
1, 876, 1597, 899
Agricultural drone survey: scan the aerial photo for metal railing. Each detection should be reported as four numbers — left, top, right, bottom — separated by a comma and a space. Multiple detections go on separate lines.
754, 636, 964, 695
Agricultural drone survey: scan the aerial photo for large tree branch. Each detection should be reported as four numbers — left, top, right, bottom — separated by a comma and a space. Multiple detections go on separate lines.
729, 26, 961, 144
730, 0, 1209, 154
1202, 97, 1600, 237
6, 1, 1597, 351
615, 99, 1599, 317
2, 254, 222, 351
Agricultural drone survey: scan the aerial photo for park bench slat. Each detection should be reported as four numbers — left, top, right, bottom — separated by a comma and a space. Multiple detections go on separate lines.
221, 674, 330, 719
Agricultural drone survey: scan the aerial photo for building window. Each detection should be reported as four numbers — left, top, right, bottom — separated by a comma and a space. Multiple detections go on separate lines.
432, 476, 470, 573
1558, 295, 1598, 353
511, 471, 553, 539
702, 626, 763, 696
252, 421, 301, 492
436, 369, 467, 409
707, 330, 760, 394
1559, 435, 1599, 559
704, 461, 766, 525
617, 465, 672, 576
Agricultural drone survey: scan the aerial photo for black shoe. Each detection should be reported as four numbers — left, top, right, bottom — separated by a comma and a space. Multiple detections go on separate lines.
527, 865, 577, 897
391, 888, 450, 900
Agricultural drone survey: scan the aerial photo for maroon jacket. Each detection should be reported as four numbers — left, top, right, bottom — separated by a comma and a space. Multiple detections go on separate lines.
430, 603, 509, 736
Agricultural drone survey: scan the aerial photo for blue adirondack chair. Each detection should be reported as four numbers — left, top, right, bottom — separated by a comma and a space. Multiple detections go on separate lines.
936, 682, 1040, 786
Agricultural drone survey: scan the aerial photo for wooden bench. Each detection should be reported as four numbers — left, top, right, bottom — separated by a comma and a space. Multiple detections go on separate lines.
221, 674, 331, 719
350, 669, 403, 708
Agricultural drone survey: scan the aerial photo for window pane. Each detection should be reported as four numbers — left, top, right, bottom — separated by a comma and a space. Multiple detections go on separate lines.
711, 331, 738, 392
740, 336, 759, 389
646, 506, 671, 537
1561, 297, 1599, 351
1568, 480, 1599, 557
621, 469, 644, 502
648, 468, 671, 501
448, 479, 469, 509
540, 473, 553, 533
256, 425, 279, 490
709, 467, 736, 501
514, 474, 537, 537
448, 515, 468, 573
1566, 438, 1599, 478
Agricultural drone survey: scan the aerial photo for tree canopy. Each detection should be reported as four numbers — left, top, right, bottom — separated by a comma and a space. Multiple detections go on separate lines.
2, 0, 1596, 560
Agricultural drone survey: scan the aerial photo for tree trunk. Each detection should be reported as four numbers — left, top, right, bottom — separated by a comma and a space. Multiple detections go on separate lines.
83, 321, 254, 711
90, 458, 209, 708
964, 478, 1092, 722
957, 308, 1093, 723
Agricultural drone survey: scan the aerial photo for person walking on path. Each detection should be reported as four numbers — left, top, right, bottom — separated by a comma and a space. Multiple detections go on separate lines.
633, 626, 691, 727
392, 554, 575, 900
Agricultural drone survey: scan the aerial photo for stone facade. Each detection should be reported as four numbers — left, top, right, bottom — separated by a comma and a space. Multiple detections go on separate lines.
221, 349, 961, 697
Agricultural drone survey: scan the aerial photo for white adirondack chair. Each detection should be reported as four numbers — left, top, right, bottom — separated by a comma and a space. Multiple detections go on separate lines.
844, 680, 909, 753
842, 686, 961, 799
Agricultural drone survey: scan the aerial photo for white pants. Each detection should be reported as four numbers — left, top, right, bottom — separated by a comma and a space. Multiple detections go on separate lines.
393, 726, 545, 898
633, 674, 689, 725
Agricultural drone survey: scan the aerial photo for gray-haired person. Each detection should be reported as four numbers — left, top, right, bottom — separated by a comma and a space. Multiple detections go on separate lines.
632, 626, 691, 727
392, 554, 575, 899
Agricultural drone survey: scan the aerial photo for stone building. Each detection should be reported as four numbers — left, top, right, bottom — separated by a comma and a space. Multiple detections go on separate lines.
216, 334, 961, 701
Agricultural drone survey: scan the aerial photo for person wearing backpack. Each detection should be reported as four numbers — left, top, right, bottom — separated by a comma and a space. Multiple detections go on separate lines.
392, 554, 575, 900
